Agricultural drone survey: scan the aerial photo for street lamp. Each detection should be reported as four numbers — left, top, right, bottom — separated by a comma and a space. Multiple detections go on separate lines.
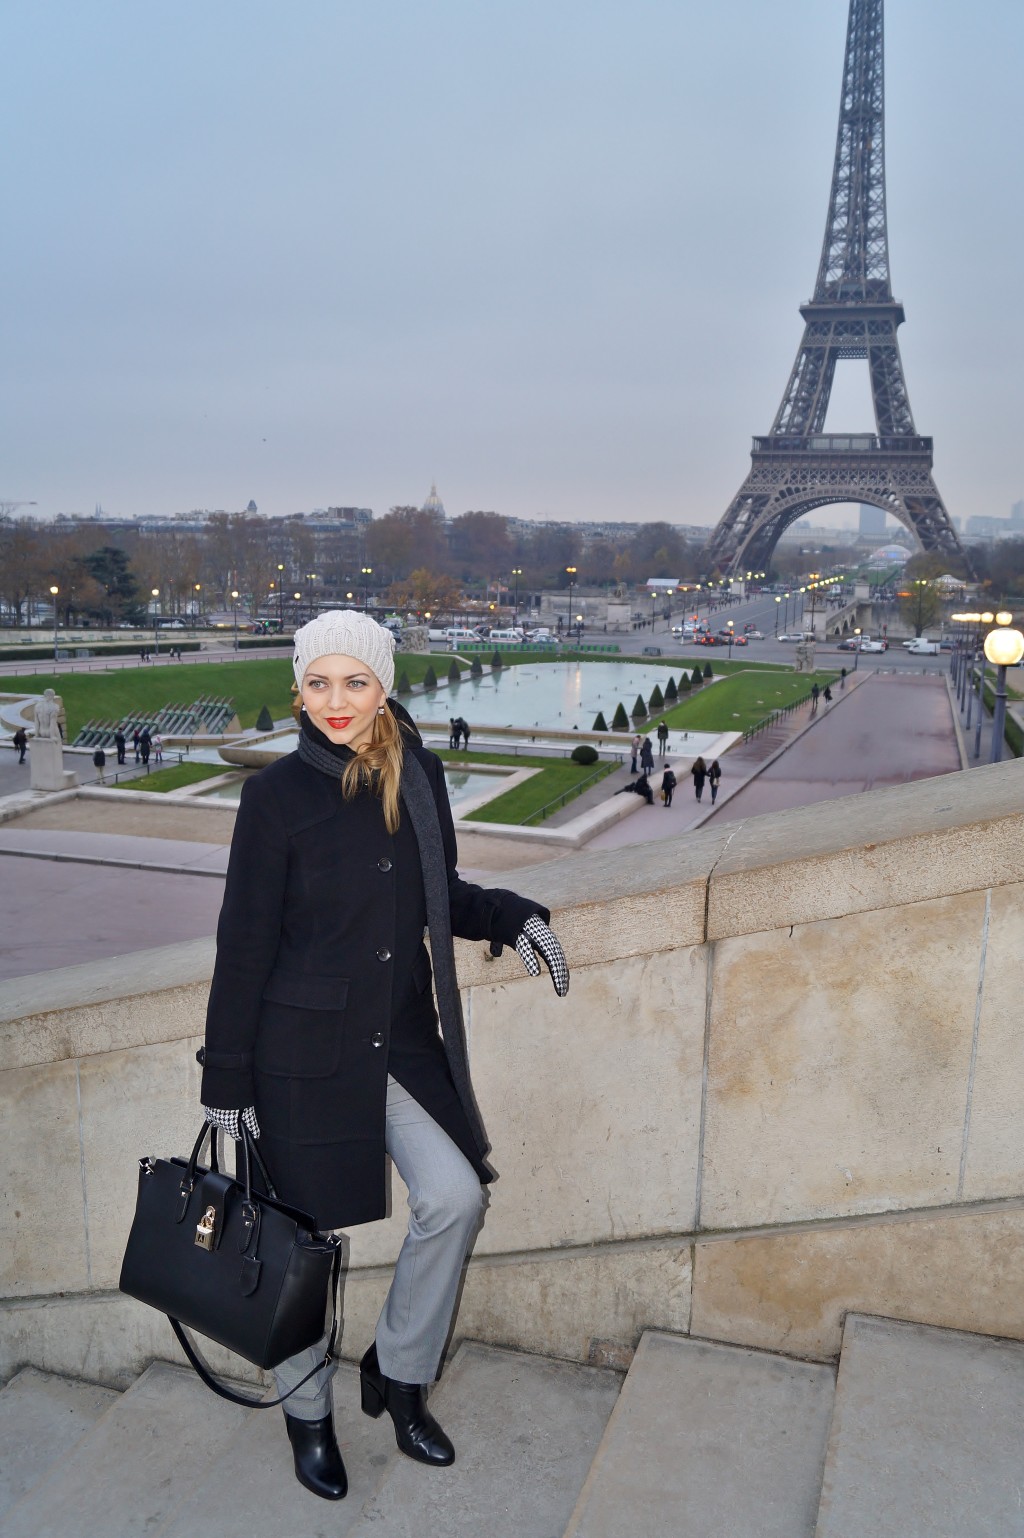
151, 587, 160, 658
512, 568, 522, 621
231, 590, 239, 651
726, 619, 734, 659
783, 591, 791, 630
984, 621, 1024, 764
306, 573, 317, 623
361, 567, 372, 611
294, 591, 302, 626
276, 563, 285, 630
853, 626, 862, 670
49, 585, 59, 664
566, 567, 577, 635
774, 595, 781, 636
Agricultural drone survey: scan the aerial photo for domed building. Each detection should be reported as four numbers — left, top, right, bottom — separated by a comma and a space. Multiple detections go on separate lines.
421, 483, 446, 519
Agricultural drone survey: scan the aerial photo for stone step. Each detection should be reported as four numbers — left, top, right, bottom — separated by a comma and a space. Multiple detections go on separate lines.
346, 1341, 623, 1538
563, 1331, 835, 1538
0, 1368, 120, 1520
0, 1362, 252, 1538
153, 1362, 392, 1538
813, 1313, 1024, 1538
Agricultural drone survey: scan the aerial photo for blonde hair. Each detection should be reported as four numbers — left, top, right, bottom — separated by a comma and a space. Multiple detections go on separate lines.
338, 702, 407, 832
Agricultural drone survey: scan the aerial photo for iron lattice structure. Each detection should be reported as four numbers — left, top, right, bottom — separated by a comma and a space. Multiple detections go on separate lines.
702, 0, 967, 576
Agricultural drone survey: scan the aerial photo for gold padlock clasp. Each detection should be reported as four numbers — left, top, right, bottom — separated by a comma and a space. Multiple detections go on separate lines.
195, 1205, 217, 1251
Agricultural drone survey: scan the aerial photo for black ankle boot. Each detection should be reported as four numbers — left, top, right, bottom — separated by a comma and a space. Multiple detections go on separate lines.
285, 1410, 348, 1500
359, 1342, 455, 1466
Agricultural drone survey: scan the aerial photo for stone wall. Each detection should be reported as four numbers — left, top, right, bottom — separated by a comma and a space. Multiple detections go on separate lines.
2, 761, 1022, 1387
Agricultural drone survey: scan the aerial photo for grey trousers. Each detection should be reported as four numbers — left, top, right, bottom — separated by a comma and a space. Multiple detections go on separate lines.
274, 1075, 485, 1420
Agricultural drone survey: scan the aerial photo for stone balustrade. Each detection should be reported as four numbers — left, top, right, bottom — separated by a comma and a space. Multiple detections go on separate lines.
2, 759, 1022, 1387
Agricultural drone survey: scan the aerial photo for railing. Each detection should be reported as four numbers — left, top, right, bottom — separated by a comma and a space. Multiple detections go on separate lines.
521, 764, 612, 826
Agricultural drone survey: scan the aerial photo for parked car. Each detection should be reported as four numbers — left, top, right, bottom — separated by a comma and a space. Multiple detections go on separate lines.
641, 646, 663, 657
859, 639, 886, 653
777, 633, 806, 643
743, 628, 764, 639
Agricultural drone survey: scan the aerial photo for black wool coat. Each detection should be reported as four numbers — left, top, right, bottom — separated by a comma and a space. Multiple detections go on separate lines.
200, 729, 547, 1230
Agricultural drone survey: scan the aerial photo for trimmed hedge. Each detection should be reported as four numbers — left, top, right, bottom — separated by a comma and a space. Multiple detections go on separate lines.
592, 711, 608, 732
665, 676, 678, 702
570, 744, 599, 765
255, 705, 274, 732
422, 665, 437, 689
631, 693, 648, 718
448, 661, 461, 683
395, 671, 411, 695
611, 702, 630, 730
649, 683, 665, 709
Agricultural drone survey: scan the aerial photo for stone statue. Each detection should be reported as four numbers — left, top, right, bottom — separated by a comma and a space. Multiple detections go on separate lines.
794, 638, 816, 674
34, 688, 62, 740
30, 688, 77, 792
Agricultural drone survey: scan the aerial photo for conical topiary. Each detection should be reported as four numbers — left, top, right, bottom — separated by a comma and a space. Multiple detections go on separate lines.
665, 676, 678, 702
471, 657, 483, 678
423, 665, 437, 690
491, 649, 503, 669
448, 661, 461, 683
632, 694, 648, 718
649, 683, 664, 710
255, 705, 274, 732
703, 662, 713, 679
679, 672, 692, 691
611, 702, 630, 730
691, 667, 703, 688
592, 711, 608, 732
395, 671, 411, 695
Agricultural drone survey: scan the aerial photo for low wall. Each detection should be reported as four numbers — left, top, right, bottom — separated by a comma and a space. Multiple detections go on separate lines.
2, 761, 1023, 1387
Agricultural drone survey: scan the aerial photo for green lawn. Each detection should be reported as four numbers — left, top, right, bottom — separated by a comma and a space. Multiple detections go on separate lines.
434, 749, 614, 825
131, 763, 235, 794
5, 653, 461, 738
642, 669, 839, 736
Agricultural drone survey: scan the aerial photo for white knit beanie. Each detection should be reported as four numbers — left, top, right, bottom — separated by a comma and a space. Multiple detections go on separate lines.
292, 611, 396, 695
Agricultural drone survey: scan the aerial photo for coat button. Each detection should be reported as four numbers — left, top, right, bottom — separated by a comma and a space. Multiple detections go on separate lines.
377, 858, 392, 872
376, 947, 391, 962
370, 1032, 385, 1048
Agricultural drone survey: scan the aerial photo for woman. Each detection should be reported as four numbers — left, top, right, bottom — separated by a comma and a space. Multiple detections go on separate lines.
199, 612, 568, 1502
639, 737, 654, 776
691, 755, 707, 802
708, 758, 722, 804
661, 765, 676, 807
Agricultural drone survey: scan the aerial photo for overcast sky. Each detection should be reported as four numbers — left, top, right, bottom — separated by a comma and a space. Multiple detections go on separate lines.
2, 0, 1021, 530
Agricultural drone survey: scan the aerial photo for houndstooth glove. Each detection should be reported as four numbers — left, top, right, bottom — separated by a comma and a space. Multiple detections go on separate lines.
514, 914, 570, 996
202, 1104, 261, 1141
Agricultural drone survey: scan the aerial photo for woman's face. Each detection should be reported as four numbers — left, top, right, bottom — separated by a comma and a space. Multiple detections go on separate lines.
300, 653, 386, 751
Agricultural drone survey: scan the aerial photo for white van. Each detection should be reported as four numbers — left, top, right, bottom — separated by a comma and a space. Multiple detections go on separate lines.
905, 638, 942, 655
446, 627, 484, 648
488, 628, 525, 644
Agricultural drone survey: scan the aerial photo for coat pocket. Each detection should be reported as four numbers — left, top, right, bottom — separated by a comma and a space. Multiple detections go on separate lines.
255, 972, 349, 1079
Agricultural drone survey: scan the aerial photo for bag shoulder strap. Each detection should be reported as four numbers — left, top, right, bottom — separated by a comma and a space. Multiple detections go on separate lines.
167, 1244, 343, 1410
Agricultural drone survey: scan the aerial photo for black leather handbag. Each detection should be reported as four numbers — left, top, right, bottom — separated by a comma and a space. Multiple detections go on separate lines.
119, 1119, 342, 1408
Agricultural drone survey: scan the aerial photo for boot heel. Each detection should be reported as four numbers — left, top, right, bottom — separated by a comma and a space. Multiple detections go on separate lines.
360, 1372, 385, 1419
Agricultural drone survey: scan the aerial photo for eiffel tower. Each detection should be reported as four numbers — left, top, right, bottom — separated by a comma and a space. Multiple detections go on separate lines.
703, 0, 968, 576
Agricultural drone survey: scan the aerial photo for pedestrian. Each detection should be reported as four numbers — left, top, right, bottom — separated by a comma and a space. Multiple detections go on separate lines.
640, 737, 655, 776
459, 718, 471, 750
615, 769, 655, 804
691, 755, 707, 802
199, 612, 569, 1500
656, 721, 669, 758
12, 727, 28, 764
810, 682, 821, 713
709, 759, 722, 804
114, 729, 126, 765
153, 732, 164, 763
840, 667, 847, 690
448, 718, 458, 750
132, 728, 141, 763
661, 765, 676, 807
630, 733, 641, 774
140, 728, 151, 768
92, 746, 106, 784
823, 685, 833, 705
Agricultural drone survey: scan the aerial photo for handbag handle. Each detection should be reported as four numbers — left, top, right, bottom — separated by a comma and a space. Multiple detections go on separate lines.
167, 1242, 343, 1410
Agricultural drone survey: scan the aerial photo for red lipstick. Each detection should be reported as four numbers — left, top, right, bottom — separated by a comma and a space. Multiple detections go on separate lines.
326, 717, 352, 728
